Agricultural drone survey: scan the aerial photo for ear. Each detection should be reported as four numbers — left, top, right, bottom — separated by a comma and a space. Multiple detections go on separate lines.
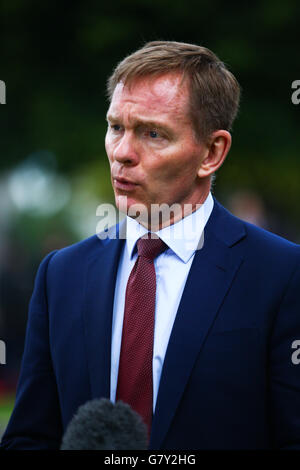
197, 130, 231, 178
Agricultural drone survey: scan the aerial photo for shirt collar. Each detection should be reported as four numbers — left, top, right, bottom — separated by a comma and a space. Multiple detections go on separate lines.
125, 193, 214, 263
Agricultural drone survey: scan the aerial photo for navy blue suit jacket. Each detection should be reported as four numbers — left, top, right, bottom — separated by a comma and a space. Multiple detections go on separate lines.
1, 198, 300, 449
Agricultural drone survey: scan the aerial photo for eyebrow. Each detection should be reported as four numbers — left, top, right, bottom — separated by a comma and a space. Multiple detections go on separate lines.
106, 114, 174, 135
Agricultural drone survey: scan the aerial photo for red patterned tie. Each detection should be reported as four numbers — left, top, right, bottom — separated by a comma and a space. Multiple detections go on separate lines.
116, 233, 167, 435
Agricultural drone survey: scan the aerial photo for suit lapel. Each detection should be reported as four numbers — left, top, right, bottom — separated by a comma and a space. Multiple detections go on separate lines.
83, 221, 126, 399
150, 200, 246, 449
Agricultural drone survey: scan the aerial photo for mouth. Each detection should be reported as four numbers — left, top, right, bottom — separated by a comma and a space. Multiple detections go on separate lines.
113, 177, 139, 191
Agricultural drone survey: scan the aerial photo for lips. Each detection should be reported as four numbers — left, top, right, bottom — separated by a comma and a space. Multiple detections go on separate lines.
113, 177, 138, 191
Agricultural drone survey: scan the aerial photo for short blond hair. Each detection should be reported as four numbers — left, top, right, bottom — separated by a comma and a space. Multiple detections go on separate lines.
107, 40, 241, 141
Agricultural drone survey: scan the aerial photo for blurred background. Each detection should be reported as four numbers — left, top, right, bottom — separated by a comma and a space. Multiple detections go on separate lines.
0, 0, 299, 437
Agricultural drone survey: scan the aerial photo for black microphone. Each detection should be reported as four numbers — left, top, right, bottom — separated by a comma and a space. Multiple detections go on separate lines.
60, 398, 148, 450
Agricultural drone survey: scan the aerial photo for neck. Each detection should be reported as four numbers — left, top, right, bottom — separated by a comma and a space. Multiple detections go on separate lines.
133, 190, 210, 231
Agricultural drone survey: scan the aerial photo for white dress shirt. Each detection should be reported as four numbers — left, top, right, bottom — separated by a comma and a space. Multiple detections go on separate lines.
110, 192, 214, 411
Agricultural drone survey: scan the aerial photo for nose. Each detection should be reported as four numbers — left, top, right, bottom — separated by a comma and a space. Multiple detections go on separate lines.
112, 131, 139, 165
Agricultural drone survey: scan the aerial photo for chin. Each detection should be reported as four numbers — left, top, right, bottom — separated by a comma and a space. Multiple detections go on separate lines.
116, 194, 152, 223
115, 194, 141, 213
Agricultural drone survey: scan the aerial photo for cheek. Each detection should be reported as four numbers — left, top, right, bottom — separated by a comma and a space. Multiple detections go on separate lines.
105, 138, 114, 162
147, 154, 190, 181
104, 135, 109, 153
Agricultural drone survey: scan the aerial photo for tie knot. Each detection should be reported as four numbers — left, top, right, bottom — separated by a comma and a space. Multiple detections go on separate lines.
137, 233, 167, 260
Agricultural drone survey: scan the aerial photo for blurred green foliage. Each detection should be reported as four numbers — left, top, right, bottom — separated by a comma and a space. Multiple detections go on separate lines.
0, 395, 15, 439
0, 0, 299, 228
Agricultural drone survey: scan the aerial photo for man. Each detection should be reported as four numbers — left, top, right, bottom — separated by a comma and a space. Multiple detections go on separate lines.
1, 41, 300, 449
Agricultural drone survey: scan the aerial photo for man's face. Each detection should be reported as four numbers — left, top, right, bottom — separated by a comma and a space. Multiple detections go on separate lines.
105, 72, 208, 221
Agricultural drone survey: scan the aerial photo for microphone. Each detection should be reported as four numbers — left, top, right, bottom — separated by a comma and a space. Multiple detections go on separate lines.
60, 398, 148, 450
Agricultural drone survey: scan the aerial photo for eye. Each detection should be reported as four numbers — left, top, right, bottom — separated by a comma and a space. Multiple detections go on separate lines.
149, 130, 159, 139
110, 123, 122, 132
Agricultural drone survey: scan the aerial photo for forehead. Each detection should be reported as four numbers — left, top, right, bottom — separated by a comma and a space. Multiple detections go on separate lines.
108, 73, 190, 121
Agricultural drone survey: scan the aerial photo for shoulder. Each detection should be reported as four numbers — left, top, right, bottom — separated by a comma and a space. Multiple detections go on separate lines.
42, 228, 122, 278
243, 218, 300, 253
243, 221, 300, 279
48, 233, 106, 265
211, 197, 300, 268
